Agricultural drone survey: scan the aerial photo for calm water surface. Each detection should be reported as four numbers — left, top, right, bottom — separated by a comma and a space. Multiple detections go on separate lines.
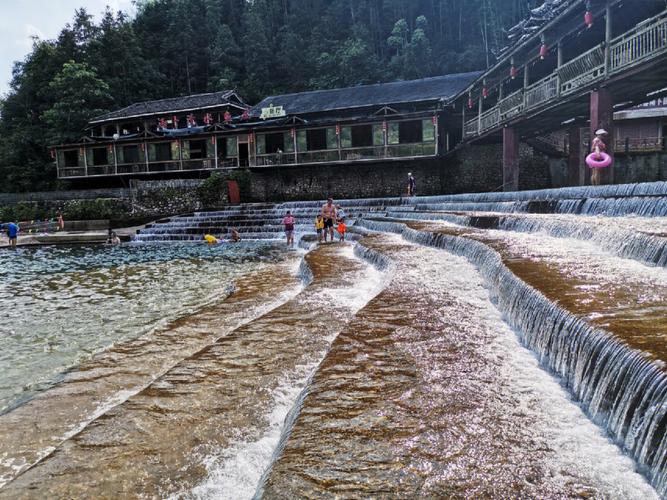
0, 242, 289, 413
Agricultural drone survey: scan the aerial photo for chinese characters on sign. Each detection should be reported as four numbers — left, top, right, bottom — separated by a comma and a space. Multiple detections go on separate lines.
260, 104, 287, 120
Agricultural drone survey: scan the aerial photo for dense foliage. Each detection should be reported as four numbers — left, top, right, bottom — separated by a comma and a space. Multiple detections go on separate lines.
0, 0, 530, 192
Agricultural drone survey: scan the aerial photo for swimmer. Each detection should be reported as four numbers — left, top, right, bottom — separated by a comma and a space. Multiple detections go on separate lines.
204, 234, 219, 245
110, 231, 121, 246
282, 211, 295, 247
230, 227, 241, 242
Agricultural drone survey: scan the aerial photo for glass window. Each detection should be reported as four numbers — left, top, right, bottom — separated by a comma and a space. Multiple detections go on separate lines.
170, 141, 180, 160
226, 136, 238, 156
256, 134, 266, 155
422, 119, 436, 142
326, 127, 338, 149
341, 127, 352, 148
388, 122, 400, 144
150, 142, 172, 161
263, 132, 285, 154
373, 124, 384, 146
283, 131, 294, 153
297, 130, 307, 151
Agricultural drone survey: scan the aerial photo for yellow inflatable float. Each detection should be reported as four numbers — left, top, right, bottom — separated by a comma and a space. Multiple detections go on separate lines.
204, 234, 219, 245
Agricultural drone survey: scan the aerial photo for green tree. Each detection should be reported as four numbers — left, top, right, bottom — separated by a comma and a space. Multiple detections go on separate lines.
42, 61, 113, 144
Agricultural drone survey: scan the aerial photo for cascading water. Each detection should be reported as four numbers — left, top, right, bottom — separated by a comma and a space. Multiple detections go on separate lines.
356, 218, 667, 496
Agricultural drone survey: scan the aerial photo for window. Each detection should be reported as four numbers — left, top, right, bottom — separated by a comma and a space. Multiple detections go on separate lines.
341, 127, 352, 148
307, 129, 327, 151
373, 124, 384, 146
326, 128, 338, 149
123, 145, 140, 163
398, 120, 423, 144
264, 132, 285, 154
351, 124, 373, 147
422, 119, 436, 142
63, 150, 79, 167
92, 147, 108, 165
188, 139, 207, 159
226, 136, 238, 157
297, 130, 307, 151
388, 122, 399, 144
150, 142, 171, 161
283, 131, 294, 153
256, 134, 266, 155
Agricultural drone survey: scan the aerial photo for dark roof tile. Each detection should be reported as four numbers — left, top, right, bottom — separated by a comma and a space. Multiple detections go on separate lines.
90, 90, 247, 124
250, 72, 482, 117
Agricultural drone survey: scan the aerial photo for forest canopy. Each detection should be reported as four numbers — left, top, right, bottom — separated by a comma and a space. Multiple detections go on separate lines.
0, 0, 530, 191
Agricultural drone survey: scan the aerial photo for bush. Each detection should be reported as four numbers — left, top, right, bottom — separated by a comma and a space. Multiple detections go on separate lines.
197, 171, 227, 209
61, 198, 130, 220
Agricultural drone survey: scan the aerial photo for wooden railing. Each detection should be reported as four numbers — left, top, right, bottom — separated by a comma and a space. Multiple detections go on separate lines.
499, 90, 524, 121
615, 136, 664, 153
609, 11, 667, 73
525, 74, 559, 110
462, 10, 667, 140
558, 45, 605, 96
479, 107, 500, 133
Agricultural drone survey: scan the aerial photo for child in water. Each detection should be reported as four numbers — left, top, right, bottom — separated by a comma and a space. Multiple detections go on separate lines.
315, 214, 324, 243
337, 218, 347, 242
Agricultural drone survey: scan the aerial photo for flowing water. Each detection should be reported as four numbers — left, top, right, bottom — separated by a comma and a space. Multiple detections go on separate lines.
2, 182, 667, 498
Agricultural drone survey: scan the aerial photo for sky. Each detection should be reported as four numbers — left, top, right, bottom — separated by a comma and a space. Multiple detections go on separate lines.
0, 0, 135, 97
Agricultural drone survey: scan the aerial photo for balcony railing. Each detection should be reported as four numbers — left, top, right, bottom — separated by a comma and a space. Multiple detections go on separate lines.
525, 74, 559, 110
609, 11, 667, 74
462, 10, 667, 140
615, 136, 664, 153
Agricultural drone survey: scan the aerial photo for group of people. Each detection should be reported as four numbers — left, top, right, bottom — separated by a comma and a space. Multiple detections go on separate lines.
281, 197, 348, 247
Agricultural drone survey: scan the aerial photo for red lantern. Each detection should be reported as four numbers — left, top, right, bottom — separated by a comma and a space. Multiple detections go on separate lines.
173, 116, 179, 128
241, 110, 250, 121
50, 149, 56, 159
382, 122, 387, 131
248, 132, 254, 143
539, 43, 549, 60
510, 65, 518, 79
108, 145, 113, 154
290, 128, 295, 138
467, 96, 474, 109
203, 113, 213, 125
432, 115, 438, 125
223, 111, 232, 123
211, 136, 216, 145
585, 10, 593, 28
482, 87, 489, 99
140, 143, 145, 151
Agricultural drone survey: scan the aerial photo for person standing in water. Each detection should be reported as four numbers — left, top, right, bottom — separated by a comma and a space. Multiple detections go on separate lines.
407, 173, 416, 197
321, 197, 336, 243
282, 211, 295, 247
6, 222, 19, 248
590, 129, 608, 186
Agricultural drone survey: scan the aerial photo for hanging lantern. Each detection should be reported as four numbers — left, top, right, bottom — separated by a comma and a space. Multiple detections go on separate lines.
584, 11, 593, 28
467, 92, 474, 109
539, 43, 549, 60
584, 1, 593, 28
211, 136, 216, 145
510, 64, 518, 80
432, 115, 438, 125
482, 86, 489, 99
223, 111, 232, 123
241, 109, 250, 121
335, 124, 340, 135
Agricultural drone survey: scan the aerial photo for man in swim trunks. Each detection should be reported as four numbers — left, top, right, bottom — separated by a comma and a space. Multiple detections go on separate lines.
321, 197, 336, 243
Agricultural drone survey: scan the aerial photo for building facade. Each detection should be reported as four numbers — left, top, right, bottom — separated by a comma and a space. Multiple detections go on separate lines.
52, 73, 481, 180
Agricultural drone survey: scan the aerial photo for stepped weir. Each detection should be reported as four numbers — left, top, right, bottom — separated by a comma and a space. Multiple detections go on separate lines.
0, 181, 666, 497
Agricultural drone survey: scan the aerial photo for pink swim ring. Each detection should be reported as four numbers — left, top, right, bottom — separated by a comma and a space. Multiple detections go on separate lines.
586, 152, 612, 169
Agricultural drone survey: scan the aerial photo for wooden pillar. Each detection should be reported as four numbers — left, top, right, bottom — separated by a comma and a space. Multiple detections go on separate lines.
557, 42, 564, 96
462, 103, 466, 139
604, 1, 613, 74
503, 127, 520, 191
590, 88, 615, 184
567, 126, 582, 186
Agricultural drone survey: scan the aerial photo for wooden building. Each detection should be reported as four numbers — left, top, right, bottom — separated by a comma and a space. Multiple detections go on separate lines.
52, 72, 481, 180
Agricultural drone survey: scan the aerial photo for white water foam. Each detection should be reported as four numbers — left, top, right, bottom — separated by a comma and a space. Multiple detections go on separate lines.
187, 244, 386, 500
395, 237, 658, 498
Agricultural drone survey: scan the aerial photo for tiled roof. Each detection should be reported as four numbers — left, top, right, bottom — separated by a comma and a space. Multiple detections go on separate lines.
250, 72, 483, 117
90, 90, 247, 124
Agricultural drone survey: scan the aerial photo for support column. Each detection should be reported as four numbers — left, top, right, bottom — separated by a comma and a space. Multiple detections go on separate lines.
567, 126, 582, 186
503, 127, 520, 192
590, 88, 615, 184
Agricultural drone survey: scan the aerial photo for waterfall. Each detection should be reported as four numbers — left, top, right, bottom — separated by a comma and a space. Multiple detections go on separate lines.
356, 218, 667, 496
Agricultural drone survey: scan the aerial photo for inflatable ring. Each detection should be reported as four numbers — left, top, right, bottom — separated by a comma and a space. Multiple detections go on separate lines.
586, 152, 612, 169
204, 234, 218, 244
